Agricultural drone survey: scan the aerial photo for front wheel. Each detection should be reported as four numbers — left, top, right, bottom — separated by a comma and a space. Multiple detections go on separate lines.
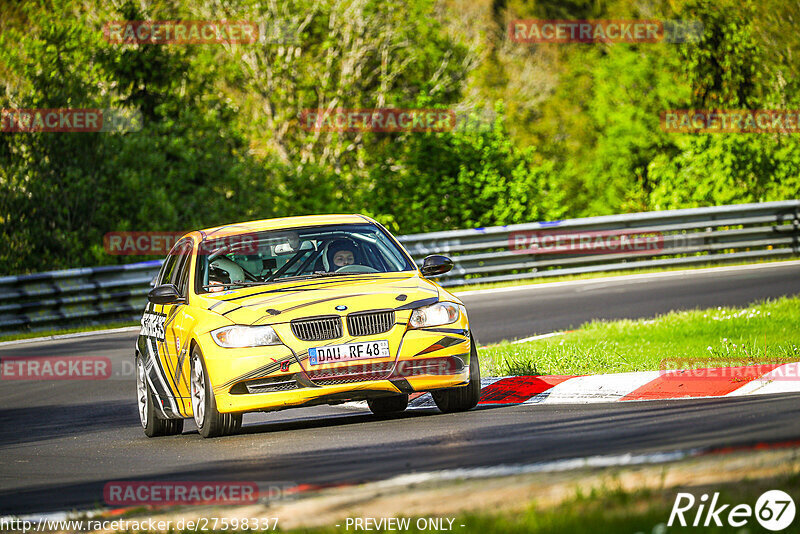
136, 354, 184, 437
432, 336, 481, 413
190, 347, 242, 438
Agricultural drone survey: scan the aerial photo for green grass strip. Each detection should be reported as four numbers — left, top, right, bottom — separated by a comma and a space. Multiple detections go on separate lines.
482, 296, 800, 376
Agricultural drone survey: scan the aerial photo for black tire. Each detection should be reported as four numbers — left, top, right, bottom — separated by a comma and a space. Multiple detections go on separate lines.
432, 336, 481, 413
190, 346, 242, 438
367, 394, 409, 415
136, 354, 184, 438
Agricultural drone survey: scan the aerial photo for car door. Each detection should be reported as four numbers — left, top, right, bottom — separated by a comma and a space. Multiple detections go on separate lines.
161, 239, 195, 417
138, 242, 182, 418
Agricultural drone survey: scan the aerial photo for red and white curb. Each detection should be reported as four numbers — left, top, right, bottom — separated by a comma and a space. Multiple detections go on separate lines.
406, 362, 800, 408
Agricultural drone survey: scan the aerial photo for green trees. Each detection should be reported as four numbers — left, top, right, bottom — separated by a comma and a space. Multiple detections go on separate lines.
581, 44, 690, 214
0, 0, 797, 274
0, 4, 117, 272
647, 0, 800, 209
467, 0, 798, 217
369, 104, 563, 233
0, 1, 270, 272
648, 135, 800, 209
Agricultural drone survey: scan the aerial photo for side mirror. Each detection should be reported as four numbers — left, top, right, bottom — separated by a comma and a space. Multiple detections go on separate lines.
147, 284, 183, 305
420, 255, 454, 277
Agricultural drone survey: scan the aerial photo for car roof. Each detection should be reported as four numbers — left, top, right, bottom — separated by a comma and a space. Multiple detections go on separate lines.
184, 214, 374, 242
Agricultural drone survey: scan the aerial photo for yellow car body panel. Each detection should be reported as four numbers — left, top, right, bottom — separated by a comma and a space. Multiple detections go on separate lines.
136, 215, 474, 420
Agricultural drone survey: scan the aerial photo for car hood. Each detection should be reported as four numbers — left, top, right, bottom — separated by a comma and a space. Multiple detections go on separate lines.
196, 272, 454, 325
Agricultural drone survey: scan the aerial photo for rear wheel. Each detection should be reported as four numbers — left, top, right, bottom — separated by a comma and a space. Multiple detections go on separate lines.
432, 336, 481, 413
191, 346, 242, 438
367, 394, 409, 415
136, 354, 184, 437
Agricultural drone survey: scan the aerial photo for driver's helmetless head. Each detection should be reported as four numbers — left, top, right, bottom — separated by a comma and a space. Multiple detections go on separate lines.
326, 239, 359, 270
332, 249, 354, 267
286, 231, 300, 250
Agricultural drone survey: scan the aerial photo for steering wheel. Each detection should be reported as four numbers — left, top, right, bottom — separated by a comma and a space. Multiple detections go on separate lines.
335, 264, 379, 273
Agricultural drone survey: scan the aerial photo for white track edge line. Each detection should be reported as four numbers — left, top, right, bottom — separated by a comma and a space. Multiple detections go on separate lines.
0, 326, 140, 347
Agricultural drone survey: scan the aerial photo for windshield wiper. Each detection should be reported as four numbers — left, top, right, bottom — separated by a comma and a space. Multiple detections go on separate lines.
217, 272, 371, 287
268, 274, 317, 282
201, 281, 265, 289
309, 271, 370, 278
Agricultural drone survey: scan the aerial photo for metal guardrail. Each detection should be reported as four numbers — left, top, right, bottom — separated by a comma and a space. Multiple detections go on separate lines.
399, 200, 800, 286
1, 201, 798, 335
0, 260, 163, 335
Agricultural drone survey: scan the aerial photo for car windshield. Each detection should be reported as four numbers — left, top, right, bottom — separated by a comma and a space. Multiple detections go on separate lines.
195, 223, 415, 293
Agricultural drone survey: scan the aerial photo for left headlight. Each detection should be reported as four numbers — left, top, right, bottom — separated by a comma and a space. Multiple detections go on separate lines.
211, 325, 282, 348
409, 302, 460, 329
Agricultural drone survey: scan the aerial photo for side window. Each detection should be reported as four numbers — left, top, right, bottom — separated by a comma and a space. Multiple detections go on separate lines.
158, 247, 180, 286
172, 241, 193, 298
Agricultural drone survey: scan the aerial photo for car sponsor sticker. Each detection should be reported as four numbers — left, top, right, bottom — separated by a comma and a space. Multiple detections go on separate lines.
140, 312, 166, 341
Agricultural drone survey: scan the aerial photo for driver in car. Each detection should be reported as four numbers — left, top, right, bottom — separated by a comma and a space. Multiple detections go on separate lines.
326, 238, 361, 271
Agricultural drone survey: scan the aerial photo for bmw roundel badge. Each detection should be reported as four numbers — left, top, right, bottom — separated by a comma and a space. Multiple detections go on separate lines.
335, 305, 347, 311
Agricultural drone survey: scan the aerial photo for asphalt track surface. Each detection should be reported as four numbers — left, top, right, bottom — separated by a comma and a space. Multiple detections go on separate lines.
1, 262, 799, 515
463, 261, 800, 345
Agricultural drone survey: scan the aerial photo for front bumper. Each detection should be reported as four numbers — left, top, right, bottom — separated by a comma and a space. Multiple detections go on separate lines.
216, 371, 470, 413
197, 309, 472, 414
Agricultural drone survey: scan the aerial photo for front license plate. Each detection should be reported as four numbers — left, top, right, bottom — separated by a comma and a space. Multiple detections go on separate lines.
308, 340, 391, 366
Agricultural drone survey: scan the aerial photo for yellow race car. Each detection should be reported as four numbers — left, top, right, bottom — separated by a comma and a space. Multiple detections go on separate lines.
135, 215, 481, 438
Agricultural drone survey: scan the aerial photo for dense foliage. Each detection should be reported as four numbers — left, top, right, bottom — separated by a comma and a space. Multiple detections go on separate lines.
0, 0, 797, 273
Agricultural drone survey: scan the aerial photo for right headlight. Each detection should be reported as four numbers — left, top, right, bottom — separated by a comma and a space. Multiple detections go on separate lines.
211, 325, 282, 348
409, 302, 460, 329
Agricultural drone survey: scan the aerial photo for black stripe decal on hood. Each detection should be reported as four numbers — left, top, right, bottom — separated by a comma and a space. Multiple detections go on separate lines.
220, 275, 407, 302
395, 296, 438, 311
248, 294, 368, 323
225, 285, 415, 316
277, 294, 365, 315
218, 291, 294, 316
